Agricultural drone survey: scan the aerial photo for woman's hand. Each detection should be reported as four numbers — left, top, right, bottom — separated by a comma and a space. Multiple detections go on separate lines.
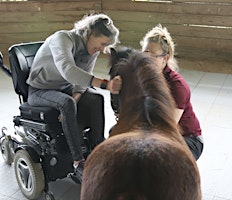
72, 92, 82, 103
58, 92, 82, 122
107, 75, 122, 94
91, 76, 122, 94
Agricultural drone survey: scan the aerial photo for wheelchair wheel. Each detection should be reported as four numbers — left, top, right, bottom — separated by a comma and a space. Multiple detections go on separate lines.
14, 149, 45, 200
45, 191, 55, 200
1, 138, 13, 165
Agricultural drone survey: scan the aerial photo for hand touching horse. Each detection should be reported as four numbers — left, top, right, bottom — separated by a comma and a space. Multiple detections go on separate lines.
81, 47, 201, 200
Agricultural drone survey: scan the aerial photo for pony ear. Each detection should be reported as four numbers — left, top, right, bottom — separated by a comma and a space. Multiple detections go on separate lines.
109, 48, 118, 78
110, 48, 117, 59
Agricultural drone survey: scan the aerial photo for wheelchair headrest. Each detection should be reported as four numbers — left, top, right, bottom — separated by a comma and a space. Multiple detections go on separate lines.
8, 41, 43, 102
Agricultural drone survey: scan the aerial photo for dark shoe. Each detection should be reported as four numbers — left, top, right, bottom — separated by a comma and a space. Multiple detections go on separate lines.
73, 160, 85, 184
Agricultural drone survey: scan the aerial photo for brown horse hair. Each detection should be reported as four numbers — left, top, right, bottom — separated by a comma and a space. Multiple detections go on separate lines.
109, 48, 183, 143
81, 47, 201, 200
81, 132, 201, 200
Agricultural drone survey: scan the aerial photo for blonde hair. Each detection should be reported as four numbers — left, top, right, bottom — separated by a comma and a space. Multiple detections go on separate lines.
140, 24, 178, 71
74, 12, 120, 53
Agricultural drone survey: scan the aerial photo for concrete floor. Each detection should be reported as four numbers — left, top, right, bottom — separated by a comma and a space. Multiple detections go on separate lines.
1, 57, 232, 200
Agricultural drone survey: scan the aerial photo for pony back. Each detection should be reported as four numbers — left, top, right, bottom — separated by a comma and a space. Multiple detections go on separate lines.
81, 132, 201, 200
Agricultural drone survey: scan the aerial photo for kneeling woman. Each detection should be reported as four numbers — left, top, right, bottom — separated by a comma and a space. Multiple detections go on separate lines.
140, 24, 203, 160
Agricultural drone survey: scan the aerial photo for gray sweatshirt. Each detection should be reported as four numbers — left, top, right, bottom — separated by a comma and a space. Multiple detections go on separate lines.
27, 30, 99, 93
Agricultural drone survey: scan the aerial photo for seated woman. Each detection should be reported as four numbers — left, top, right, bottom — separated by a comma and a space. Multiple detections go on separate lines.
26, 13, 121, 183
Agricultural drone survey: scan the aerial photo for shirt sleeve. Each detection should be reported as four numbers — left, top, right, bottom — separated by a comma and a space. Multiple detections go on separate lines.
171, 79, 190, 110
48, 31, 93, 87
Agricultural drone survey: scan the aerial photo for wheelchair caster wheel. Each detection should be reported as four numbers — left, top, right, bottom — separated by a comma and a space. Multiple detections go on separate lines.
45, 191, 55, 200
1, 137, 13, 165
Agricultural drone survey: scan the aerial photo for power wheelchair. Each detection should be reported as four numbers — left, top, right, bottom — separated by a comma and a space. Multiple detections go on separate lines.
0, 42, 102, 200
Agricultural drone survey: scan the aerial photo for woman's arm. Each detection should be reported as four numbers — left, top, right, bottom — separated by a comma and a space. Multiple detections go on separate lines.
173, 108, 184, 124
91, 76, 122, 94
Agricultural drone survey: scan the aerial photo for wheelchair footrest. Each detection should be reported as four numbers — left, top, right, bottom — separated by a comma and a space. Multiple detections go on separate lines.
68, 173, 81, 185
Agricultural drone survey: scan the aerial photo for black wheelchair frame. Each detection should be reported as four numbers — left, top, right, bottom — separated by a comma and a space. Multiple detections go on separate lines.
0, 42, 97, 200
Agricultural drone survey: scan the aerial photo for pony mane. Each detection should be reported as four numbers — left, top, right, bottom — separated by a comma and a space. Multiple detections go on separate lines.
109, 47, 181, 141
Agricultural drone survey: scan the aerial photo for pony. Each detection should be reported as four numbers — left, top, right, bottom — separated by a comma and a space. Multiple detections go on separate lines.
81, 47, 201, 200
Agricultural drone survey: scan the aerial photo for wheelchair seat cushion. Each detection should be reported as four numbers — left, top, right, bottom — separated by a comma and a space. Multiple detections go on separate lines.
20, 102, 60, 124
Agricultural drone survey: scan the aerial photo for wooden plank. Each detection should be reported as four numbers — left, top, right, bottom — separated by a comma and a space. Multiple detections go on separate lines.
0, 32, 51, 44
175, 36, 232, 52
1, 44, 12, 53
178, 59, 232, 74
0, 11, 90, 23
102, 1, 232, 16
40, 1, 101, 12
109, 0, 213, 3
108, 11, 232, 27
115, 22, 232, 40
0, 1, 101, 11
108, 0, 231, 3
173, 0, 232, 3
113, 39, 232, 67
118, 30, 232, 51
175, 47, 232, 62
167, 25, 232, 40
0, 22, 74, 34
120, 39, 232, 62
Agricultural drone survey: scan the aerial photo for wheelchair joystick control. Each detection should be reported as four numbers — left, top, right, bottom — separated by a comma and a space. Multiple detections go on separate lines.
50, 157, 57, 166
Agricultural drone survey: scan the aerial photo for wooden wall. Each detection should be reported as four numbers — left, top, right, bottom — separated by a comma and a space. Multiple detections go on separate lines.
102, 0, 232, 73
0, 0, 231, 73
0, 0, 101, 66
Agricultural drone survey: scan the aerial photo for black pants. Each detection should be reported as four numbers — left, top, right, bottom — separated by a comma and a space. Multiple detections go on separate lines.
184, 135, 204, 161
77, 88, 105, 146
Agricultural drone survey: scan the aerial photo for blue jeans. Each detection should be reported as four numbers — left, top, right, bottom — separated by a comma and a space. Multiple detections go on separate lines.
28, 86, 105, 161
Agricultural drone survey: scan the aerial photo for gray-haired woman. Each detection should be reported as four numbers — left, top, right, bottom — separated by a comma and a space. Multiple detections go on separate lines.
27, 13, 121, 183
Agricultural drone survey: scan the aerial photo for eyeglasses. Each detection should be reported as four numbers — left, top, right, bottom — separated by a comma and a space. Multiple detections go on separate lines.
144, 51, 167, 59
